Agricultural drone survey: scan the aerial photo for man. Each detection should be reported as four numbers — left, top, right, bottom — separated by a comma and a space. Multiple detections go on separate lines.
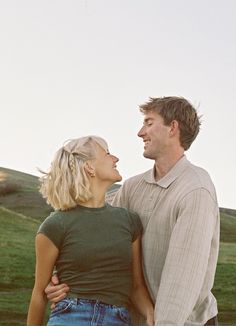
45, 96, 220, 325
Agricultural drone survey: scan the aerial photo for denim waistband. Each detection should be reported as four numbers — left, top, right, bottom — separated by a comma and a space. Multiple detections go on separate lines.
66, 297, 125, 309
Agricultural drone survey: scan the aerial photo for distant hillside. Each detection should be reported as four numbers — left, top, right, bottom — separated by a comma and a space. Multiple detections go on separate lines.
0, 167, 235, 220
0, 167, 52, 221
0, 167, 121, 221
220, 207, 236, 217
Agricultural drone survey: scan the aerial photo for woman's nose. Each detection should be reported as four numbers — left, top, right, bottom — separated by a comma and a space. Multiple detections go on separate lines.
113, 155, 119, 163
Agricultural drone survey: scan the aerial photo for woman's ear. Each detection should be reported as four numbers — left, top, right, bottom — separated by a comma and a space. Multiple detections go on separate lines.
84, 161, 95, 177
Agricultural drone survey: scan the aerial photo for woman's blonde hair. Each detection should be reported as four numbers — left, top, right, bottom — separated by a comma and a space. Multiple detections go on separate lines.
39, 135, 108, 211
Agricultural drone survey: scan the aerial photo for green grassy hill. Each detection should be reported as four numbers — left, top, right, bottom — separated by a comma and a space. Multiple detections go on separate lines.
0, 167, 120, 221
0, 207, 39, 325
0, 167, 236, 325
0, 167, 52, 221
213, 213, 236, 324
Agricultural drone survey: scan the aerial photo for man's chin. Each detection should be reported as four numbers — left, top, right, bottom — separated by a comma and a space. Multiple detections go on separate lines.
143, 152, 155, 160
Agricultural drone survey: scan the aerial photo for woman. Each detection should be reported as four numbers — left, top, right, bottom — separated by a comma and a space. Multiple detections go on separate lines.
27, 135, 154, 326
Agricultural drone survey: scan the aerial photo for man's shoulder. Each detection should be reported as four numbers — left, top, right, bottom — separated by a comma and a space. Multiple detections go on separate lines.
187, 161, 212, 181
184, 160, 216, 192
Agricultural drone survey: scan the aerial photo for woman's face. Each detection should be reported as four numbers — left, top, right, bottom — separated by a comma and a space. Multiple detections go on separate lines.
92, 144, 122, 184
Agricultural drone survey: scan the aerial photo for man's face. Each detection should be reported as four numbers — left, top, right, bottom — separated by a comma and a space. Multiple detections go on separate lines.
137, 111, 171, 160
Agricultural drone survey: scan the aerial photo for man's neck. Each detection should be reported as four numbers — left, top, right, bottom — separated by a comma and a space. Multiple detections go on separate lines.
154, 150, 185, 181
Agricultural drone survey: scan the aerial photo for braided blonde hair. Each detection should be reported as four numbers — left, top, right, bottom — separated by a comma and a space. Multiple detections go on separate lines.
39, 136, 108, 210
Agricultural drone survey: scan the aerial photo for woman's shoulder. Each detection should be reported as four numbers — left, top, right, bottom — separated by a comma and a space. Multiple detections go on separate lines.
106, 203, 129, 215
107, 204, 141, 224
40, 207, 77, 228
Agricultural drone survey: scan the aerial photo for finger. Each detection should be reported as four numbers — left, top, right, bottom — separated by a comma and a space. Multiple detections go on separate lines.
48, 292, 67, 304
46, 286, 69, 300
50, 302, 56, 310
45, 283, 69, 295
51, 274, 59, 285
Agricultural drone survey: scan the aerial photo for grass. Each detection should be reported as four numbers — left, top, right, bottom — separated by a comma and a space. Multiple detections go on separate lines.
213, 243, 236, 324
220, 213, 236, 243
0, 167, 52, 220
0, 207, 39, 324
0, 207, 235, 325
0, 167, 235, 325
213, 214, 236, 325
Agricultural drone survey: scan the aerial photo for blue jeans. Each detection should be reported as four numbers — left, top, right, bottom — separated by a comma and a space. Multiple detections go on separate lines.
47, 298, 131, 326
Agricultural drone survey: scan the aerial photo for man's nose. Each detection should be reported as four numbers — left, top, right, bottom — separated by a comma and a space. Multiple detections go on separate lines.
137, 126, 145, 137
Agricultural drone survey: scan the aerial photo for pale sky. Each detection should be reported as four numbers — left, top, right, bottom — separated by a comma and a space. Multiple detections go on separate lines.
0, 0, 235, 209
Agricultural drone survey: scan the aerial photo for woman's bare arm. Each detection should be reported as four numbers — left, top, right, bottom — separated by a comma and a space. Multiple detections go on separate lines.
27, 234, 59, 326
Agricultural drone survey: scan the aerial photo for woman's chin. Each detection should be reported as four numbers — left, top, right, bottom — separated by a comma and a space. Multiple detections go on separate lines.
116, 174, 122, 182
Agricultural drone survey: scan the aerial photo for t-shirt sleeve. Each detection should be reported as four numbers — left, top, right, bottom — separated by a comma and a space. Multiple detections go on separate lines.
37, 212, 64, 249
128, 211, 143, 242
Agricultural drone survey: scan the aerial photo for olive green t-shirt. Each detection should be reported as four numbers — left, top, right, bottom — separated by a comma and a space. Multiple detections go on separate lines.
37, 203, 142, 307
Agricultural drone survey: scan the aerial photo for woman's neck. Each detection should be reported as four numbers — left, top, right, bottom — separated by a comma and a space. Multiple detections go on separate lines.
81, 196, 106, 208
80, 181, 109, 208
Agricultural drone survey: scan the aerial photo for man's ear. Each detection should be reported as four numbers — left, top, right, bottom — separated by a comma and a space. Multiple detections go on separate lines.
169, 120, 179, 136
84, 161, 95, 177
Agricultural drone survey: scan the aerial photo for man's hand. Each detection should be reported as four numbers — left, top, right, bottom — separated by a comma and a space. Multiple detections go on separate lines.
146, 311, 154, 326
45, 274, 70, 308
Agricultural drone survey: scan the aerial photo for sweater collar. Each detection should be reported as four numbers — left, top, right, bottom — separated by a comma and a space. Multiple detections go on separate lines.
144, 155, 190, 188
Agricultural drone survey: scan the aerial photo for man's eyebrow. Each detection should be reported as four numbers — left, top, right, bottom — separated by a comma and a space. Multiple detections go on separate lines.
143, 117, 154, 124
